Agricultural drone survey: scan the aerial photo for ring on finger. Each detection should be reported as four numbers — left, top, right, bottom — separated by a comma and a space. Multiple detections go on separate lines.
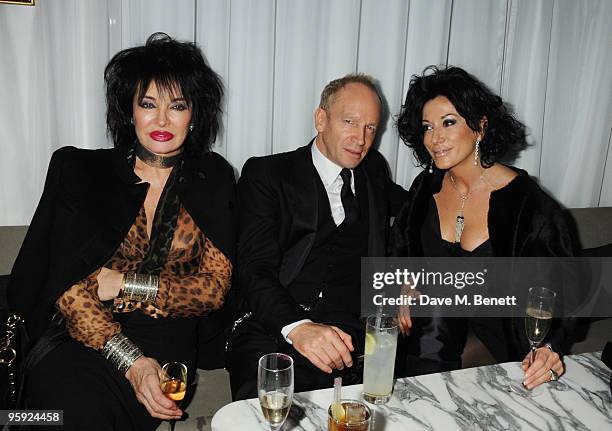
549, 368, 559, 382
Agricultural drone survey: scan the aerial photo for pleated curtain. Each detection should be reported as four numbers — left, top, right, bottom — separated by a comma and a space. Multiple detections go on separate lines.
1, 0, 611, 226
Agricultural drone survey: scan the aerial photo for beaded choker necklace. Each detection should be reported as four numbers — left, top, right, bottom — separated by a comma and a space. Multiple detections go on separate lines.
135, 141, 183, 168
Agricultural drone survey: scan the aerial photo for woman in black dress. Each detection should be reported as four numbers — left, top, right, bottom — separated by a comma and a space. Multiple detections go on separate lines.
390, 66, 580, 390
8, 33, 236, 429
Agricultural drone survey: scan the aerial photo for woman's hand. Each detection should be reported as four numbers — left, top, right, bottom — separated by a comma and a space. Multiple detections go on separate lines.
96, 267, 124, 301
398, 301, 412, 335
521, 347, 564, 389
125, 356, 182, 420
398, 284, 417, 335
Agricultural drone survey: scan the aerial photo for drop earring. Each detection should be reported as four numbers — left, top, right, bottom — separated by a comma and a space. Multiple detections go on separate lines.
189, 124, 194, 132
428, 158, 434, 174
474, 139, 480, 166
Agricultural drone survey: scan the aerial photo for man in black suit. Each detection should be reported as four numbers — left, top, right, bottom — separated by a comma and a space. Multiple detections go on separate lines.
226, 74, 408, 399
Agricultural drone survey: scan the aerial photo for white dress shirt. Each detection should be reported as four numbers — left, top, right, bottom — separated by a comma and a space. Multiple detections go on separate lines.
280, 141, 356, 343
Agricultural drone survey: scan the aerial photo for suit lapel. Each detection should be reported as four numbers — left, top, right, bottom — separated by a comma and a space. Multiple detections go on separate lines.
176, 156, 208, 231
75, 149, 147, 274
109, 149, 149, 238
279, 143, 319, 287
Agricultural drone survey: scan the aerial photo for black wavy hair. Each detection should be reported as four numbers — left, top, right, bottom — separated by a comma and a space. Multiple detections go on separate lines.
104, 32, 223, 157
396, 66, 526, 168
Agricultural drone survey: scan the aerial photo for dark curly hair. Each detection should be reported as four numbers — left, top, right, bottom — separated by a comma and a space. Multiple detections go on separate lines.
396, 66, 526, 168
104, 32, 223, 157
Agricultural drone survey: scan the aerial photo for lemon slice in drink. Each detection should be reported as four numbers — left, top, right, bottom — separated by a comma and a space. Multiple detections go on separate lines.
331, 402, 345, 422
364, 333, 376, 355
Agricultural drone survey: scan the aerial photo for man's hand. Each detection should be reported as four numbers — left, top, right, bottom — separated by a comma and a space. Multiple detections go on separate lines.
97, 267, 124, 301
125, 356, 182, 420
287, 322, 354, 373
521, 347, 564, 389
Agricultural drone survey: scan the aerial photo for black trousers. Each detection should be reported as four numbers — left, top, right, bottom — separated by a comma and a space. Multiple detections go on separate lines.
20, 312, 198, 431
397, 316, 521, 377
22, 339, 159, 431
226, 312, 365, 401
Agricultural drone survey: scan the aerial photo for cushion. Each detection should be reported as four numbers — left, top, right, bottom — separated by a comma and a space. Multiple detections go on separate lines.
583, 243, 612, 257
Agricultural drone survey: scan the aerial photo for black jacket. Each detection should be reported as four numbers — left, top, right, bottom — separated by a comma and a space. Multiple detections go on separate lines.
389, 168, 581, 258
237, 142, 408, 336
389, 168, 582, 359
8, 146, 237, 348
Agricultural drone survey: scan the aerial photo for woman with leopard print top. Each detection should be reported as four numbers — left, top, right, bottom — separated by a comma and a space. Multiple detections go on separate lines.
8, 33, 237, 430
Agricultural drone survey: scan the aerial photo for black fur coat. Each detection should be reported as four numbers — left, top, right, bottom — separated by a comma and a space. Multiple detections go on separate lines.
389, 167, 582, 368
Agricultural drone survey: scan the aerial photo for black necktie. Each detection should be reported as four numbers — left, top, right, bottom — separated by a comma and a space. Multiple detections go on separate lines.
340, 168, 359, 225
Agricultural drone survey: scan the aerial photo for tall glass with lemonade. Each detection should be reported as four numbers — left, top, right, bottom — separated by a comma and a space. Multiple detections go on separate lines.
362, 315, 398, 404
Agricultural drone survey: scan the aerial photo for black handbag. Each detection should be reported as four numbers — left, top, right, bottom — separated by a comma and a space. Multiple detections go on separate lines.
0, 314, 28, 409
0, 310, 69, 411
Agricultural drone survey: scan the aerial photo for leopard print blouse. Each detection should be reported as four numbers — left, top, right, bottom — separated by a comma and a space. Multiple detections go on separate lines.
56, 204, 232, 351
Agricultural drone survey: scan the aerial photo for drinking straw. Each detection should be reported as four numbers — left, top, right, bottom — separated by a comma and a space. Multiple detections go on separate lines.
375, 291, 384, 329
334, 376, 342, 404
332, 377, 343, 420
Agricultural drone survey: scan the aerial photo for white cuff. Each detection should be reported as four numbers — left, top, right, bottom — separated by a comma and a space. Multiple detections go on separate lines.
281, 319, 312, 344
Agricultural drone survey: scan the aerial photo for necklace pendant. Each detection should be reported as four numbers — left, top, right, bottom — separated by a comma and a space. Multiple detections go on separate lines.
455, 214, 465, 243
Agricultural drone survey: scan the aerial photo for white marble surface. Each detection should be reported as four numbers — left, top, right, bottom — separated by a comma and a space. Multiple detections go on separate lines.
211, 352, 612, 430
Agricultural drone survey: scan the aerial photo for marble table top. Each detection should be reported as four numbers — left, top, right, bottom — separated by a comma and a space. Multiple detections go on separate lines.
211, 352, 612, 430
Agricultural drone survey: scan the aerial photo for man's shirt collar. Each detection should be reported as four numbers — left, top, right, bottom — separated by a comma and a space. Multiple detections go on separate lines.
311, 139, 347, 186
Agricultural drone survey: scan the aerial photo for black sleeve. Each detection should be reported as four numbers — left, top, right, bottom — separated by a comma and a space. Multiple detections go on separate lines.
8, 147, 71, 340
236, 158, 308, 336
522, 206, 583, 355
387, 170, 428, 257
388, 179, 410, 217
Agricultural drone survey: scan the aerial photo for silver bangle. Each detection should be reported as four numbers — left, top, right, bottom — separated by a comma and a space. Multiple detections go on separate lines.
122, 272, 159, 303
102, 333, 143, 374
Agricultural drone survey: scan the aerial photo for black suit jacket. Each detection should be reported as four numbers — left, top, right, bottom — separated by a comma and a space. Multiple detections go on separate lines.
8, 146, 237, 348
237, 141, 408, 336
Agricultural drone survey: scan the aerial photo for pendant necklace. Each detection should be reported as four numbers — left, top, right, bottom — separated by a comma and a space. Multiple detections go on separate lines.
448, 172, 490, 243
449, 174, 468, 243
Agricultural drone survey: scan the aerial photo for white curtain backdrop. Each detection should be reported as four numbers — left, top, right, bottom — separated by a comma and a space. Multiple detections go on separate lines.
1, 0, 611, 226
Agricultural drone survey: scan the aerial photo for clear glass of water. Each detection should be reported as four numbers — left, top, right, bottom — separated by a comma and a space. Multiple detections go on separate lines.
362, 315, 398, 404
257, 353, 294, 430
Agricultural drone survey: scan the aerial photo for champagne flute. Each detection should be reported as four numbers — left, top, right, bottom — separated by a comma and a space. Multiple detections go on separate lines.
510, 287, 556, 396
160, 362, 188, 431
257, 353, 294, 431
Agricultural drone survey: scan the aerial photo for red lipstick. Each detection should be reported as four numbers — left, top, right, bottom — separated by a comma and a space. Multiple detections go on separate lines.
150, 131, 174, 142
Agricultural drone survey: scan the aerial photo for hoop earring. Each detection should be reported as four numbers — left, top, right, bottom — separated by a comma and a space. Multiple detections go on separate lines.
474, 139, 480, 166
428, 159, 434, 174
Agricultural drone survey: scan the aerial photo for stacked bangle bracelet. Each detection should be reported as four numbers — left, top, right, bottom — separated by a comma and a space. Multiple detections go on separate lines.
102, 333, 143, 374
121, 272, 159, 303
